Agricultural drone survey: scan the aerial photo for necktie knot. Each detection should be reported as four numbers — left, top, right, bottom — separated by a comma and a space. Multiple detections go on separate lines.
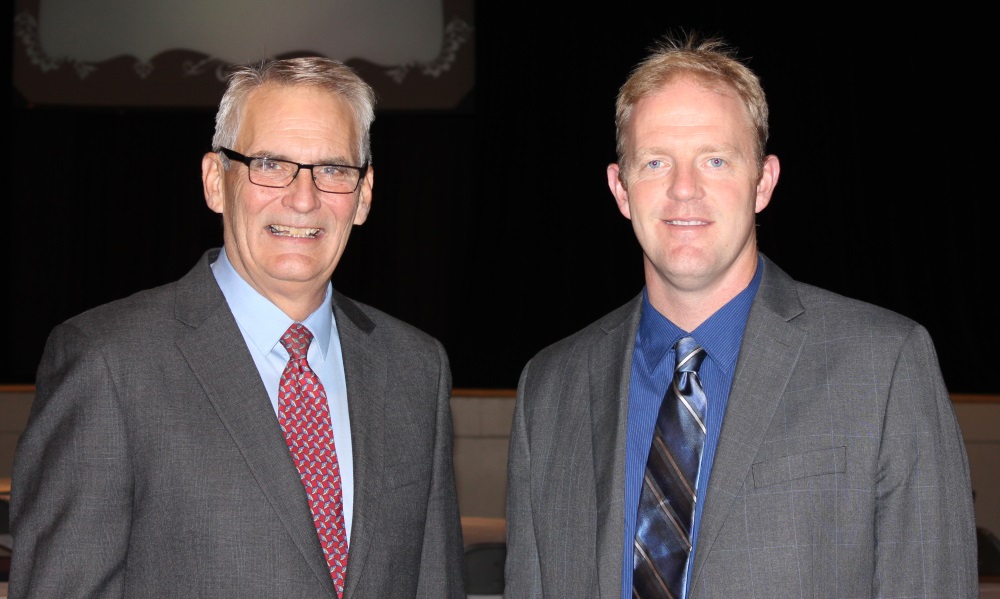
281, 323, 314, 360
674, 336, 705, 374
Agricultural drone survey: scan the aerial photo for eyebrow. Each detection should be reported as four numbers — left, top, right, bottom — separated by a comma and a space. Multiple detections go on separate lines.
636, 142, 744, 157
246, 150, 355, 165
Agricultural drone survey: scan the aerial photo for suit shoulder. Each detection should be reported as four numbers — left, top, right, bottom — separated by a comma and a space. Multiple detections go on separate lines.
35, 279, 193, 391
783, 280, 943, 361
54, 279, 182, 341
334, 293, 443, 350
528, 296, 638, 368
762, 256, 921, 333
794, 280, 920, 330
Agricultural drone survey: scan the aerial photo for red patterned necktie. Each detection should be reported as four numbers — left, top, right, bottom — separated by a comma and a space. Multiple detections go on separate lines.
278, 323, 348, 597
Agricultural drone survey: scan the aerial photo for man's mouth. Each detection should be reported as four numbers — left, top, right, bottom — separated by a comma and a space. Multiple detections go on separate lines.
667, 219, 707, 226
268, 224, 321, 238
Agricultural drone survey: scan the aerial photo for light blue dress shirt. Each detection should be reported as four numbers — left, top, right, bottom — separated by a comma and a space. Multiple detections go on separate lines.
621, 257, 762, 599
210, 247, 354, 544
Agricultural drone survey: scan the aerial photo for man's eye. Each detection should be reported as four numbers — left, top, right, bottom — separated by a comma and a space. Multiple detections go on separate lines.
646, 159, 664, 169
318, 165, 348, 179
707, 157, 725, 168
258, 159, 284, 171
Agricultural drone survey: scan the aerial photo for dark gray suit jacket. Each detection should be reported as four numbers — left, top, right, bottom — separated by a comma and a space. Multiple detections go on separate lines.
10, 248, 465, 598
504, 255, 978, 598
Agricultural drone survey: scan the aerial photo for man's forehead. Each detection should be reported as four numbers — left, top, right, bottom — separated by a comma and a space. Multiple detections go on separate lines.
236, 84, 357, 155
242, 83, 347, 118
628, 80, 751, 141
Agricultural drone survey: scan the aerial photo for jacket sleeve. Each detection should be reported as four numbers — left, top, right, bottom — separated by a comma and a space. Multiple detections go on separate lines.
872, 324, 979, 597
503, 360, 543, 598
414, 339, 467, 598
9, 322, 132, 599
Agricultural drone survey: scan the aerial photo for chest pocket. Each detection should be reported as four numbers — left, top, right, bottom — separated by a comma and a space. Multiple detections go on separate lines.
751, 446, 846, 489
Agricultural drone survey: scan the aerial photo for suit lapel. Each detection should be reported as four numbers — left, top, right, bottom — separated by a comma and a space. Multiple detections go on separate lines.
591, 296, 642, 599
688, 257, 807, 594
330, 292, 385, 599
173, 251, 337, 596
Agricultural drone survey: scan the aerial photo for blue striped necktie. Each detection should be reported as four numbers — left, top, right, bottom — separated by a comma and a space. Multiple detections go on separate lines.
633, 336, 708, 599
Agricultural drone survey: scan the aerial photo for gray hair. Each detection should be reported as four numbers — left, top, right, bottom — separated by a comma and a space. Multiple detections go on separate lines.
212, 56, 377, 167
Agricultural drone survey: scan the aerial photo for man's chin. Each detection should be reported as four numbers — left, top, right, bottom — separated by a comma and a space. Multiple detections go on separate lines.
264, 254, 337, 285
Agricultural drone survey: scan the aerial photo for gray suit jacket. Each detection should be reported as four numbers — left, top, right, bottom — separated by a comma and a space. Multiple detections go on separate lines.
504, 255, 978, 598
10, 248, 466, 598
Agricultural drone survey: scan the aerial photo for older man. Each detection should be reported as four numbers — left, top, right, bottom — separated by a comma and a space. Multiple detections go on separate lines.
10, 57, 465, 599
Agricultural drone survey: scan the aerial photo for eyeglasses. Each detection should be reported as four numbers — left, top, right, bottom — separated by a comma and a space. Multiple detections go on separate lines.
219, 147, 368, 194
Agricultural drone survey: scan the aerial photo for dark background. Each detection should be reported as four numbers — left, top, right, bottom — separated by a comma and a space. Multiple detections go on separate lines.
6, 13, 997, 392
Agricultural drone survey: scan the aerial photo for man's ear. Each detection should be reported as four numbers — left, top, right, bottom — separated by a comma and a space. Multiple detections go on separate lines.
353, 165, 374, 225
754, 155, 780, 214
607, 163, 632, 220
202, 152, 226, 214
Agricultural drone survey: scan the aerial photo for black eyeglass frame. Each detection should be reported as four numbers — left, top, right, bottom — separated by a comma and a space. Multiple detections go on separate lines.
218, 147, 369, 194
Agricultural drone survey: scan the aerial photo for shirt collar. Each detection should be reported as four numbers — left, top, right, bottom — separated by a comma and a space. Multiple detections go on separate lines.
211, 246, 334, 359
636, 256, 763, 373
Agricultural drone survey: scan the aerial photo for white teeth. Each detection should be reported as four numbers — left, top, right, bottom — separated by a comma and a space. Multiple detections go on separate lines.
669, 220, 706, 225
269, 225, 320, 238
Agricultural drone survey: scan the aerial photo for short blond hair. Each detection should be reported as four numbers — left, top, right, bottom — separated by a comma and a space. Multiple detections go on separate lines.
614, 31, 769, 178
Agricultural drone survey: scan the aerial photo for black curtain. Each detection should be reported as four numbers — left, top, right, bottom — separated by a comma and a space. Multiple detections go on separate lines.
7, 14, 997, 392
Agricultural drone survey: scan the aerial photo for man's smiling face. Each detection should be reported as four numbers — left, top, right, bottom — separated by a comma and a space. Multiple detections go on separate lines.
204, 83, 372, 315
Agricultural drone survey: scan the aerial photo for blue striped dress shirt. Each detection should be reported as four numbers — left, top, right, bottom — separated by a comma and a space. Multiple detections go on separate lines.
621, 257, 762, 599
